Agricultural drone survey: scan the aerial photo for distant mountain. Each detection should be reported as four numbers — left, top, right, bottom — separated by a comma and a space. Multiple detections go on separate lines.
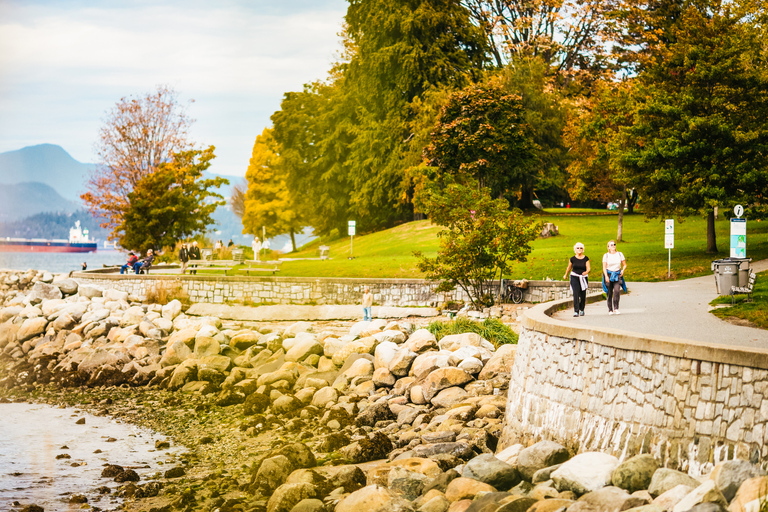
0, 144, 95, 202
0, 182, 79, 222
0, 209, 109, 240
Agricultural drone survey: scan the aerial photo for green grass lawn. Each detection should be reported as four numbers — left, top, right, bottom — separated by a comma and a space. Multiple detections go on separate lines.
193, 213, 768, 282
710, 270, 767, 329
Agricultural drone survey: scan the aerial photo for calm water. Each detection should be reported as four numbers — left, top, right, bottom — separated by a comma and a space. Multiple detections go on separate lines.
0, 249, 125, 274
0, 402, 182, 511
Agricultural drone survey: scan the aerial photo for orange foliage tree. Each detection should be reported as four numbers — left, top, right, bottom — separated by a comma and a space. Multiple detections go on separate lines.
81, 85, 194, 238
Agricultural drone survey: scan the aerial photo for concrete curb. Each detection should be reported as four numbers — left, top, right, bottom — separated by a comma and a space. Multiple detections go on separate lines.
186, 303, 440, 321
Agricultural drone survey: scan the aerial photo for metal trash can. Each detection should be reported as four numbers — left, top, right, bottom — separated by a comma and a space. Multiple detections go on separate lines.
711, 259, 740, 295
729, 257, 752, 287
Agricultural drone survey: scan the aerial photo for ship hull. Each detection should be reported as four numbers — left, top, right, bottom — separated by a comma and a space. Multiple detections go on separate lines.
0, 240, 98, 253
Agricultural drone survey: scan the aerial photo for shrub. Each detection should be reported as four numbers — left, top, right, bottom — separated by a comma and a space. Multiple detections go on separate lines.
427, 317, 517, 347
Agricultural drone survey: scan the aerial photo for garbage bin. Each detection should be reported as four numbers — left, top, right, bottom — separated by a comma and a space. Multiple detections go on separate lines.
711, 259, 740, 295
729, 257, 752, 287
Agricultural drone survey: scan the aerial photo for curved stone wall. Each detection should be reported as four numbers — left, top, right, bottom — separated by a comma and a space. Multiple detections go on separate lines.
499, 298, 768, 476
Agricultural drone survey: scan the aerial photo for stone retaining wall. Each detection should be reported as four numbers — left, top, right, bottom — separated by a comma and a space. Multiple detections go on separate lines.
71, 272, 602, 307
499, 298, 768, 476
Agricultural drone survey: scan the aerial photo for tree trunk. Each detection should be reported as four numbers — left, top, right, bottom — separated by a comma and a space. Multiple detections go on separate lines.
627, 188, 638, 214
617, 185, 626, 242
707, 209, 718, 253
289, 229, 297, 253
518, 184, 536, 210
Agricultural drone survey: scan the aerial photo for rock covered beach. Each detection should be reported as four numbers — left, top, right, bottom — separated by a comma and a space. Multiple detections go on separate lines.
1, 269, 768, 512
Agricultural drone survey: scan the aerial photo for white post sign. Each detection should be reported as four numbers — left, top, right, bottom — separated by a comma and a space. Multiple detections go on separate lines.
665, 219, 674, 277
731, 205, 746, 258
348, 220, 356, 258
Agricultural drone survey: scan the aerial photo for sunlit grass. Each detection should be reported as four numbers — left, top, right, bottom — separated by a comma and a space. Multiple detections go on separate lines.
191, 214, 768, 282
710, 270, 768, 329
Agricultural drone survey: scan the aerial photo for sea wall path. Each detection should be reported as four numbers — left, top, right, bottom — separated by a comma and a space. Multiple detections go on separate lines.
499, 262, 768, 476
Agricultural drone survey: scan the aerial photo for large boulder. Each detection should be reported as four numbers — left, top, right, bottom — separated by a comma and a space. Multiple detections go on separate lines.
267, 482, 318, 512
648, 469, 701, 498
55, 278, 79, 295
611, 454, 659, 494
672, 481, 728, 512
194, 336, 221, 357
161, 299, 182, 320
462, 454, 520, 490
160, 340, 193, 367
285, 338, 324, 363
336, 485, 397, 512
421, 368, 474, 401
517, 440, 570, 482
16, 317, 48, 343
388, 466, 429, 500
257, 455, 295, 494
444, 477, 496, 502
388, 348, 418, 377
551, 452, 620, 495
728, 476, 768, 512
410, 352, 451, 380
438, 332, 492, 352
710, 459, 766, 502
374, 341, 398, 370
567, 486, 649, 512
478, 344, 516, 380
27, 282, 63, 304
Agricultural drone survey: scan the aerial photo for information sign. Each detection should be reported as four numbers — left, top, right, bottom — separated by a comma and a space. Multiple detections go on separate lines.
730, 218, 747, 258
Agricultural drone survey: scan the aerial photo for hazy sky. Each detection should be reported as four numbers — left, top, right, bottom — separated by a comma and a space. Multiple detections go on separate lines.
0, 0, 347, 177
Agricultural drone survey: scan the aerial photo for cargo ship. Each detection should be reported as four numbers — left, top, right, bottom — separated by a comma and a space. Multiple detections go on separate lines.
0, 221, 98, 253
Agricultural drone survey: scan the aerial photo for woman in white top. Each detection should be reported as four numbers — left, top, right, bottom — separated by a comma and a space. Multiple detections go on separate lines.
602, 240, 627, 315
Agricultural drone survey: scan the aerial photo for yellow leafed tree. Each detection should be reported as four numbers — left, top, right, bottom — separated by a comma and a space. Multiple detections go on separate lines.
242, 128, 304, 252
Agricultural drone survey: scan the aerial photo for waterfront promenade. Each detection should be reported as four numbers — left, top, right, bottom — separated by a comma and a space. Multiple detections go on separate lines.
553, 259, 768, 348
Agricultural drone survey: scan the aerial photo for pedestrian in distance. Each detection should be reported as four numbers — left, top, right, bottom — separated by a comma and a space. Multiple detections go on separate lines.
120, 252, 138, 274
189, 241, 201, 275
134, 249, 154, 274
251, 237, 262, 262
602, 240, 627, 315
563, 242, 590, 317
362, 286, 373, 322
179, 243, 189, 274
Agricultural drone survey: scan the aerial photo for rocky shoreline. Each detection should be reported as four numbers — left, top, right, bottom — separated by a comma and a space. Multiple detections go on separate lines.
1, 269, 767, 512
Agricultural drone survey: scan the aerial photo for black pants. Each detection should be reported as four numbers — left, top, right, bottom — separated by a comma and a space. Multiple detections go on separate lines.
570, 275, 587, 313
606, 279, 621, 311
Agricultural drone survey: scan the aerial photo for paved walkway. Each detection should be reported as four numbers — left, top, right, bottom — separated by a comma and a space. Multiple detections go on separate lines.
553, 259, 768, 348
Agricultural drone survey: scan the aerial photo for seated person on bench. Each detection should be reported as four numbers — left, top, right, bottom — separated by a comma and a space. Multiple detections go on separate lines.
134, 249, 154, 274
120, 252, 138, 274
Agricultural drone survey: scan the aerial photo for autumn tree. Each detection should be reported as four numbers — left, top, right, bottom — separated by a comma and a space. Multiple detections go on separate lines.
461, 0, 619, 77
82, 85, 194, 238
618, 0, 768, 253
414, 177, 540, 308
118, 146, 228, 253
423, 81, 536, 201
565, 79, 637, 241
242, 128, 304, 252
229, 179, 247, 219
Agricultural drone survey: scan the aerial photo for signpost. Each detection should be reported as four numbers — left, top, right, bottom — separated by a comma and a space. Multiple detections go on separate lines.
665, 219, 674, 277
731, 205, 746, 258
348, 220, 356, 258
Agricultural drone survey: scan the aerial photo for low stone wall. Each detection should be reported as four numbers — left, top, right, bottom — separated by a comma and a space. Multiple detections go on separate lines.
499, 297, 768, 476
70, 272, 602, 307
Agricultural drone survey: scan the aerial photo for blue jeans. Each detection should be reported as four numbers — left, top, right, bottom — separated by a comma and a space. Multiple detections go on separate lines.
120, 264, 130, 274
363, 307, 372, 321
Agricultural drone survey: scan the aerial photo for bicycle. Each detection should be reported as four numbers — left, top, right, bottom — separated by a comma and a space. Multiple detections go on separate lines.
500, 279, 527, 304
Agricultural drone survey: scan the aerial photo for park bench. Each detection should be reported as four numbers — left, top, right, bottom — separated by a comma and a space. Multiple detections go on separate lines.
244, 260, 283, 276
730, 271, 756, 305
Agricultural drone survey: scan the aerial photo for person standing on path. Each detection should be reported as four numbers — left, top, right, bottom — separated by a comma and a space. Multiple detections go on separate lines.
179, 243, 189, 274
251, 238, 262, 262
563, 242, 590, 317
602, 240, 627, 315
189, 241, 201, 275
362, 286, 373, 322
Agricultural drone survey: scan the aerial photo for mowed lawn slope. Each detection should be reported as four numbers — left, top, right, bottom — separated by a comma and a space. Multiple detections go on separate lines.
274, 213, 768, 282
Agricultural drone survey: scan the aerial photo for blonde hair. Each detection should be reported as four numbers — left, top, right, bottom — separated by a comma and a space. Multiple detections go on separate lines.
607, 240, 617, 249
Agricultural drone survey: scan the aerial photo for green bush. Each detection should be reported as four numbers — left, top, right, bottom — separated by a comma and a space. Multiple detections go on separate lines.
427, 317, 518, 348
